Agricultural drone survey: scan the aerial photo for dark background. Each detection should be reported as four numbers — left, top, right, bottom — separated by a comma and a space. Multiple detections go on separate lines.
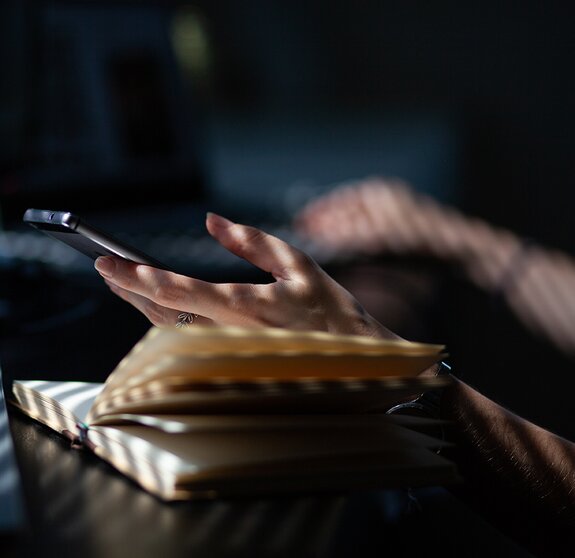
194, 0, 575, 253
1, 0, 575, 439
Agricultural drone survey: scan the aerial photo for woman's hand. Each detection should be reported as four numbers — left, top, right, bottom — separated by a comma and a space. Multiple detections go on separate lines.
294, 177, 445, 256
294, 176, 524, 288
94, 212, 400, 340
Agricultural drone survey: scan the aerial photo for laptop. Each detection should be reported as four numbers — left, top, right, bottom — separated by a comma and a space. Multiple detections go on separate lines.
0, 2, 322, 281
0, 2, 462, 281
0, 2, 225, 276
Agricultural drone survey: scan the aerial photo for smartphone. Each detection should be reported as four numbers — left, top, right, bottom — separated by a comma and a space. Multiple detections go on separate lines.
23, 208, 172, 270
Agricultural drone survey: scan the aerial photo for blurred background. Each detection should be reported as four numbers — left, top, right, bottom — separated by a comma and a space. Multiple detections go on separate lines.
1, 0, 575, 438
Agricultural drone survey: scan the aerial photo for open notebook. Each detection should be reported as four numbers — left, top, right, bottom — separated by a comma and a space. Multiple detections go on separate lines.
11, 325, 459, 501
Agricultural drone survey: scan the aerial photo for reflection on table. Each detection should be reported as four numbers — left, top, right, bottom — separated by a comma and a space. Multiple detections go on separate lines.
8, 408, 534, 558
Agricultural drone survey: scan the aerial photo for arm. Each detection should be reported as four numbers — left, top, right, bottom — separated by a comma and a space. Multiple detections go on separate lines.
441, 375, 575, 556
94, 212, 575, 552
295, 178, 575, 357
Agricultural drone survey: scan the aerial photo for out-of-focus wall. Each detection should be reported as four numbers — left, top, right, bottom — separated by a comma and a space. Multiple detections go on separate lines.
191, 0, 575, 253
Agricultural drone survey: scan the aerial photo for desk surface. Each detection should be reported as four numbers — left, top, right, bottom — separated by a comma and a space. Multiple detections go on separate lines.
1, 272, 535, 558
7, 407, 535, 558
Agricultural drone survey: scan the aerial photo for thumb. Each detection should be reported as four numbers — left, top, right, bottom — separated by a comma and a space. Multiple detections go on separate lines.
205, 212, 308, 279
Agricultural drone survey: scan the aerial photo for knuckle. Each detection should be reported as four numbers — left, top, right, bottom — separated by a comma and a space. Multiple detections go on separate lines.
151, 280, 180, 308
225, 283, 252, 311
230, 225, 266, 253
291, 249, 316, 271
220, 283, 268, 322
297, 280, 319, 303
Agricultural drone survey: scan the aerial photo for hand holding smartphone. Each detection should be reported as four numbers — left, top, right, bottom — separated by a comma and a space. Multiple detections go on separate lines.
23, 209, 172, 270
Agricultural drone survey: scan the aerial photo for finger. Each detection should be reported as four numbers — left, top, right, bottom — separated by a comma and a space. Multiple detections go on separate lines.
293, 194, 333, 234
206, 212, 315, 280
106, 280, 175, 326
96, 257, 224, 313
105, 280, 213, 327
296, 183, 376, 243
95, 256, 270, 325
295, 186, 377, 251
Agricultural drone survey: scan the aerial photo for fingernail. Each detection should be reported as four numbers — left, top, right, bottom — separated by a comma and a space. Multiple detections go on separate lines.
206, 212, 234, 229
95, 256, 116, 278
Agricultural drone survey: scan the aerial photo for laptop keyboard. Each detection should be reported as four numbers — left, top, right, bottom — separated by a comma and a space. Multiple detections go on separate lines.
0, 223, 340, 278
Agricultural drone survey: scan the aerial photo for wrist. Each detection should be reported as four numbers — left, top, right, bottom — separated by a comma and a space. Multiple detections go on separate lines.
385, 361, 452, 419
458, 221, 524, 291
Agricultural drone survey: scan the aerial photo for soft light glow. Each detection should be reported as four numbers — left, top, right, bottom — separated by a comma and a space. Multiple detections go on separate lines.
171, 7, 213, 88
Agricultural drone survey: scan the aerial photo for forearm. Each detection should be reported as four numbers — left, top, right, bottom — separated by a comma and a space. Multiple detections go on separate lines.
441, 376, 575, 553
424, 208, 575, 355
413, 204, 524, 291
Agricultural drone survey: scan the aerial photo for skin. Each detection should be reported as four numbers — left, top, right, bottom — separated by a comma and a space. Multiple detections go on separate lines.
294, 177, 575, 357
95, 207, 575, 556
95, 212, 399, 339
295, 178, 575, 555
440, 376, 575, 557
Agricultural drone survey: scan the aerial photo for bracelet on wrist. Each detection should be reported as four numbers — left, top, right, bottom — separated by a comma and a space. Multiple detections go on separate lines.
385, 361, 452, 420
